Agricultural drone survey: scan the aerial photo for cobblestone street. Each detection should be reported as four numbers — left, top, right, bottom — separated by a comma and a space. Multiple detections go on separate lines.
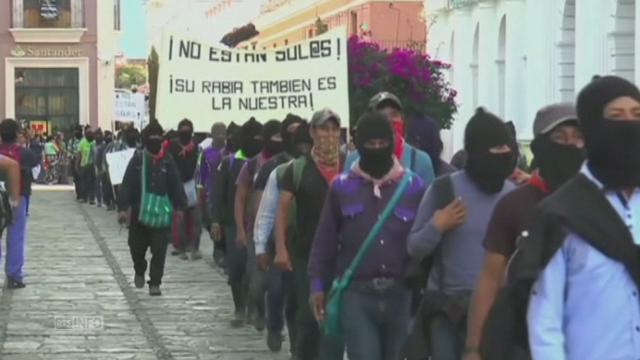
0, 188, 291, 360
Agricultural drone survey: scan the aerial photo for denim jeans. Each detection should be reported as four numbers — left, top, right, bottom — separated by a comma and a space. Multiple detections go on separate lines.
4, 195, 28, 282
342, 283, 412, 360
428, 314, 467, 360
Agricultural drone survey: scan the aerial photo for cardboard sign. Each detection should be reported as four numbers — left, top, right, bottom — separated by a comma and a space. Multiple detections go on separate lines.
114, 91, 146, 126
106, 149, 136, 186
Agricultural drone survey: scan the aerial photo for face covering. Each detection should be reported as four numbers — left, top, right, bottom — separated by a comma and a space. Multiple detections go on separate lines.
105, 136, 113, 144
74, 132, 83, 140
532, 136, 585, 191
465, 152, 514, 194
587, 120, 640, 188
212, 136, 226, 149
243, 137, 263, 158
359, 146, 394, 179
86, 134, 94, 142
312, 134, 340, 166
263, 139, 283, 158
145, 138, 163, 154
179, 131, 192, 145
391, 120, 405, 158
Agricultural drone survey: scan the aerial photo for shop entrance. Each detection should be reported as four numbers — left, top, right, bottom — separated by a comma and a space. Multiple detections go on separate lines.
14, 68, 79, 136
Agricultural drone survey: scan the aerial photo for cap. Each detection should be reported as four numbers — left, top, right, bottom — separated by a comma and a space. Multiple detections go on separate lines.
369, 92, 403, 111
533, 102, 578, 136
310, 108, 341, 127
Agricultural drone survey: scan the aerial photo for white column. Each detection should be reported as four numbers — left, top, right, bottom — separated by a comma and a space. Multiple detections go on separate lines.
476, 2, 498, 113
71, 0, 85, 28
451, 8, 474, 153
12, 0, 24, 28
575, 0, 608, 91
504, 0, 527, 137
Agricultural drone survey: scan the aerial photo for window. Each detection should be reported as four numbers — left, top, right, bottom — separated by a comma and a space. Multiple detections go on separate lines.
114, 0, 121, 31
350, 11, 358, 35
23, 0, 72, 28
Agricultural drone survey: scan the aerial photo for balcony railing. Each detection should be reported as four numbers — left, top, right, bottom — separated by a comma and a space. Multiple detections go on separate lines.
10, 0, 87, 43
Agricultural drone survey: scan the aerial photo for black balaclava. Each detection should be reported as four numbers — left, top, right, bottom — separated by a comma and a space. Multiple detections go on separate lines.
85, 130, 95, 142
282, 114, 304, 156
262, 119, 283, 157
142, 120, 164, 154
74, 125, 83, 140
104, 131, 113, 144
292, 121, 313, 157
531, 120, 585, 191
577, 75, 640, 188
240, 117, 263, 158
178, 118, 194, 145
356, 111, 395, 179
94, 129, 104, 144
407, 116, 443, 172
226, 122, 241, 153
464, 108, 514, 194
124, 128, 139, 148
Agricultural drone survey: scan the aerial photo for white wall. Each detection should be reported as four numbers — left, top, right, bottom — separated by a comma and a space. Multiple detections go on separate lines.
97, 0, 121, 130
426, 0, 637, 157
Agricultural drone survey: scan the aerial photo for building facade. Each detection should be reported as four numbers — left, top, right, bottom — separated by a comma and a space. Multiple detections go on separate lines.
0, 0, 121, 134
240, 0, 426, 52
426, 0, 638, 156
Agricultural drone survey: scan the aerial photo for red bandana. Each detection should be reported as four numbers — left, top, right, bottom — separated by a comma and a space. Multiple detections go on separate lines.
528, 173, 550, 194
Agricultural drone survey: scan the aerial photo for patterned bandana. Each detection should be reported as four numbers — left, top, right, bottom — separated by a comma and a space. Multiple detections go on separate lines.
312, 134, 340, 166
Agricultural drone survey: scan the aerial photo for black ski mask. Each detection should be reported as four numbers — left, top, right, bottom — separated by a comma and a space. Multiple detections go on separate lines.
531, 122, 585, 191
178, 119, 193, 145
292, 121, 313, 157
262, 119, 283, 157
464, 108, 514, 194
142, 120, 164, 154
356, 112, 395, 179
577, 75, 640, 189
240, 117, 263, 158
226, 122, 241, 152
281, 114, 304, 156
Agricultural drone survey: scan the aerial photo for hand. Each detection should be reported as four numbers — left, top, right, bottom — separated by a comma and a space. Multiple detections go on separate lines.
274, 250, 293, 272
210, 223, 222, 242
433, 198, 467, 233
510, 169, 530, 185
309, 292, 326, 323
463, 350, 482, 360
236, 231, 247, 248
256, 253, 271, 271
174, 210, 184, 224
117, 211, 129, 226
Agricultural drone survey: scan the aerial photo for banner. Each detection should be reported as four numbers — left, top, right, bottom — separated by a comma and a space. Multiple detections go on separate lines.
106, 149, 136, 186
114, 91, 146, 126
156, 28, 349, 131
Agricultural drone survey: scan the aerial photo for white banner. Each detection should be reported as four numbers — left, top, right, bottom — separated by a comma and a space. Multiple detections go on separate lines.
114, 91, 146, 126
156, 28, 349, 131
106, 149, 136, 186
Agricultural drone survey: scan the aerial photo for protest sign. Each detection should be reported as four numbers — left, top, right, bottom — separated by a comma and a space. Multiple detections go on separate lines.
106, 149, 136, 186
114, 91, 146, 126
156, 28, 349, 131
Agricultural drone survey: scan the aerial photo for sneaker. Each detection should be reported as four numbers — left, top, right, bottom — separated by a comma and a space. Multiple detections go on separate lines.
6, 277, 26, 290
230, 312, 244, 328
253, 315, 266, 332
190, 250, 202, 261
134, 274, 145, 289
267, 331, 283, 352
149, 285, 162, 296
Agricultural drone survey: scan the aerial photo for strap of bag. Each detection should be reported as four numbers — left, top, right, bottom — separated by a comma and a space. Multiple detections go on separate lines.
292, 156, 306, 191
340, 172, 413, 286
141, 151, 147, 194
410, 146, 417, 172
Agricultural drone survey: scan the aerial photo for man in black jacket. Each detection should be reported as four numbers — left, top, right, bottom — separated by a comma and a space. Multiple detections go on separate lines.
118, 120, 186, 296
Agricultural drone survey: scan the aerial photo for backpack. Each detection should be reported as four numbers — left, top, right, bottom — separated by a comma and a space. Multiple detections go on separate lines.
0, 144, 24, 194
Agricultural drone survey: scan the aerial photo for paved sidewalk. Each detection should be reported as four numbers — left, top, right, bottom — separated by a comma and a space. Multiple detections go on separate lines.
0, 190, 291, 360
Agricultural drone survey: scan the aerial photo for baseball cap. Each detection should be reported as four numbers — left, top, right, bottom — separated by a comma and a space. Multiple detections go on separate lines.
369, 92, 403, 111
533, 102, 578, 136
310, 108, 341, 127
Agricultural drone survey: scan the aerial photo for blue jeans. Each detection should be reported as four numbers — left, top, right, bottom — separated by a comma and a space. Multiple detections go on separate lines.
429, 314, 467, 360
4, 196, 28, 281
342, 283, 411, 360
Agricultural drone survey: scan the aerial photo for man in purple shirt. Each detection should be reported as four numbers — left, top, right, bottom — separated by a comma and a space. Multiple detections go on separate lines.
308, 112, 426, 360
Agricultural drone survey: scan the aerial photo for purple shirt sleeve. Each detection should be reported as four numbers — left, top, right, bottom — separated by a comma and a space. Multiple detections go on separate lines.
307, 185, 341, 294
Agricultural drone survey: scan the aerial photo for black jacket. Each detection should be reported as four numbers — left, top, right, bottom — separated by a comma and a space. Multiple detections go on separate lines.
168, 140, 199, 182
480, 174, 640, 360
118, 151, 187, 222
210, 153, 246, 226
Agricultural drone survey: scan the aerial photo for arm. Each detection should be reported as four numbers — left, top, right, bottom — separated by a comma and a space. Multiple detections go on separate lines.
0, 157, 21, 204
406, 185, 445, 259
527, 247, 567, 360
234, 163, 251, 246
274, 190, 294, 271
117, 155, 138, 212
307, 187, 341, 293
465, 252, 508, 355
254, 170, 281, 255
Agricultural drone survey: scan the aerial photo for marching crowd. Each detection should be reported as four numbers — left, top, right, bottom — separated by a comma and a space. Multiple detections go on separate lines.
55, 74, 640, 360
